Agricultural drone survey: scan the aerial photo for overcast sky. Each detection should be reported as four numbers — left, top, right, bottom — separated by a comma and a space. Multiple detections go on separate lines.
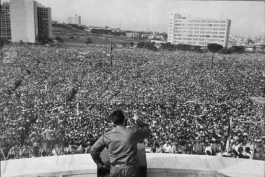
3, 0, 265, 36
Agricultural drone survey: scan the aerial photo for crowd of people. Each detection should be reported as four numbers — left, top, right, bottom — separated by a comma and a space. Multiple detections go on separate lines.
0, 43, 264, 161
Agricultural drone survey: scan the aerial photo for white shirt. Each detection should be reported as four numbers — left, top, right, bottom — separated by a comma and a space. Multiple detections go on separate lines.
205, 145, 212, 155
162, 144, 172, 153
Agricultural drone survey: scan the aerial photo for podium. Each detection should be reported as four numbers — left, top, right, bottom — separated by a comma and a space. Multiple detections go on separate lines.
98, 143, 147, 177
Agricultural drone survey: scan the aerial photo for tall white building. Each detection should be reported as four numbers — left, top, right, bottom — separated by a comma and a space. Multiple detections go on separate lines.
168, 14, 231, 47
68, 15, 81, 26
10, 0, 38, 43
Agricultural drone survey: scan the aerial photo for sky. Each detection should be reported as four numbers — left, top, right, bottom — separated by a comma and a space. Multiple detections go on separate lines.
3, 0, 265, 36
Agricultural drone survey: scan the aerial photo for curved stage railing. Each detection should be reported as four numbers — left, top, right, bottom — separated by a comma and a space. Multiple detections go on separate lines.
1, 153, 264, 177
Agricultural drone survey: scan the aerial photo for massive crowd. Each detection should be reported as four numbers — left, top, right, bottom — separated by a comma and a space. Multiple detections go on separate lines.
0, 43, 264, 161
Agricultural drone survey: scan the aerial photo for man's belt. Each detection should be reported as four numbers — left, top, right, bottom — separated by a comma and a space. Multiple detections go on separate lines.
111, 162, 137, 167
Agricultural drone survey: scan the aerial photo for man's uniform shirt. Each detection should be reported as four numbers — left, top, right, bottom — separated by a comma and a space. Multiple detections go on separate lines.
90, 120, 150, 167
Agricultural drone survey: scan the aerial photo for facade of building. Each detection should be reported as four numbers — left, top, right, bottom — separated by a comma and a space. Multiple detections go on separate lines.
37, 3, 52, 38
168, 14, 231, 47
1, 0, 52, 43
68, 15, 81, 26
0, 2, 11, 39
125, 32, 141, 38
10, 0, 38, 43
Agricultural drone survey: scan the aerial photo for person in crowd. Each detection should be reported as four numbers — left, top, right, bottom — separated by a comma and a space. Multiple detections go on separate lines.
211, 139, 218, 156
245, 147, 253, 159
194, 139, 204, 155
90, 110, 150, 177
32, 142, 40, 158
162, 140, 172, 153
204, 143, 212, 156
156, 144, 163, 153
170, 142, 177, 154
184, 141, 192, 154
238, 147, 249, 159
7, 144, 20, 159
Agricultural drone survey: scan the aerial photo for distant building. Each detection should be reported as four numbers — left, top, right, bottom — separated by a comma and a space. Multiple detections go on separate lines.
126, 32, 141, 38
0, 2, 11, 39
168, 13, 231, 47
10, 0, 38, 43
68, 14, 81, 26
37, 3, 52, 38
111, 28, 120, 32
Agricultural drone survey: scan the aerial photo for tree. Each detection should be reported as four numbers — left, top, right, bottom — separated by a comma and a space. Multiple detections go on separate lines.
69, 36, 75, 40
207, 43, 223, 68
218, 47, 231, 54
231, 46, 245, 53
85, 37, 92, 44
137, 41, 145, 48
55, 37, 64, 43
37, 36, 53, 45
129, 42, 134, 47
260, 45, 265, 53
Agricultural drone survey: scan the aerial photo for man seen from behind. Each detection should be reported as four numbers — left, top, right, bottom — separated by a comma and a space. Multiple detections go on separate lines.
90, 110, 150, 177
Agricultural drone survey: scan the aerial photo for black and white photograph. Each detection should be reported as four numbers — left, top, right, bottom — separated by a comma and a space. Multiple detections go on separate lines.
0, 0, 265, 177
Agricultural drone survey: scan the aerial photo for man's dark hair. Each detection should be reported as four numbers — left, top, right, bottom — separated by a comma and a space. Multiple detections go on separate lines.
110, 110, 125, 125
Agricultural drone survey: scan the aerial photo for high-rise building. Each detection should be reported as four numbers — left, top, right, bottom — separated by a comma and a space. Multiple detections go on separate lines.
68, 14, 81, 26
1, 0, 52, 43
10, 0, 38, 43
37, 3, 52, 38
0, 2, 11, 39
168, 14, 231, 47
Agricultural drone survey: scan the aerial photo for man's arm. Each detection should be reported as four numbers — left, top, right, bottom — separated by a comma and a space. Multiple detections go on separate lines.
132, 111, 151, 139
90, 135, 106, 168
